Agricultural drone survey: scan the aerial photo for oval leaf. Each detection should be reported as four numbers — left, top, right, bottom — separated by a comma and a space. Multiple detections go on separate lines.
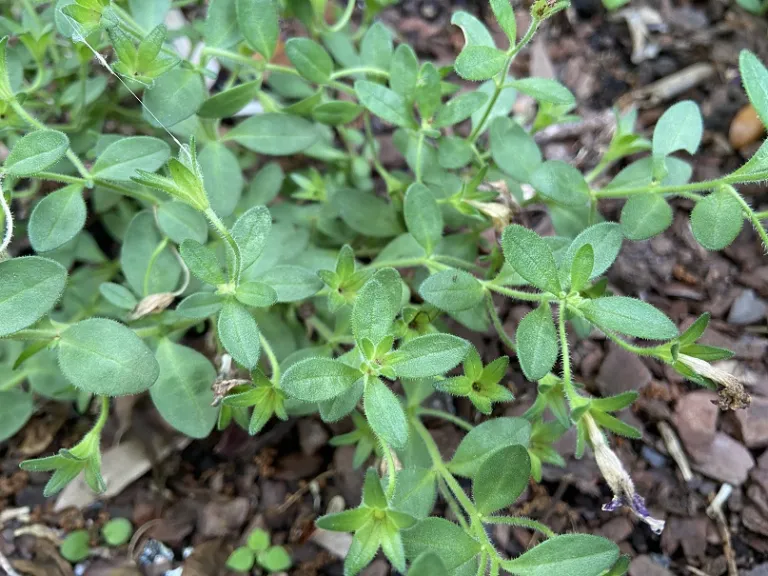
473, 444, 531, 515
581, 296, 678, 340
516, 303, 558, 382
281, 357, 362, 402
218, 301, 261, 369
29, 185, 86, 252
4, 130, 69, 177
0, 256, 67, 337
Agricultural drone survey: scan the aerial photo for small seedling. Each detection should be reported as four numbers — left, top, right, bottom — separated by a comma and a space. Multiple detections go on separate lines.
101, 517, 134, 547
60, 530, 90, 563
226, 528, 292, 573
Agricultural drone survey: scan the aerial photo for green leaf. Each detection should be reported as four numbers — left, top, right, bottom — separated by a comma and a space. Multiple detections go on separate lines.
199, 80, 261, 118
176, 292, 224, 319
473, 445, 530, 514
402, 518, 481, 570
101, 518, 133, 547
415, 63, 441, 121
740, 50, 768, 128
247, 528, 270, 552
225, 113, 317, 155
590, 410, 642, 439
449, 417, 531, 477
281, 357, 362, 402
690, 188, 743, 250
502, 534, 619, 576
652, 100, 702, 158
679, 312, 710, 346
390, 44, 419, 102
244, 162, 284, 206
581, 296, 678, 340
258, 265, 323, 302
355, 80, 416, 128
339, 189, 405, 238
227, 547, 255, 572
362, 467, 388, 508
451, 11, 495, 48
0, 256, 67, 337
455, 46, 507, 81
151, 339, 218, 438
29, 185, 86, 252
404, 183, 442, 254
590, 391, 638, 413
345, 521, 383, 576
569, 244, 594, 292
218, 301, 261, 369
390, 468, 437, 519
490, 0, 516, 44
419, 269, 485, 312
620, 194, 673, 241
501, 225, 561, 295
530, 160, 590, 206
3, 130, 69, 177
286, 37, 333, 84
507, 78, 575, 106
121, 212, 182, 296
231, 205, 271, 271
360, 22, 393, 71
313, 101, 363, 125
352, 268, 402, 346
433, 91, 489, 128
236, 0, 278, 60
60, 530, 90, 563
724, 138, 768, 184
391, 334, 470, 379
236, 281, 277, 308
180, 239, 226, 285
205, 0, 241, 48
490, 116, 541, 182
0, 389, 33, 442
471, 79, 517, 136
516, 303, 558, 382
408, 552, 448, 576
91, 137, 170, 181
563, 223, 623, 281
143, 68, 204, 127
364, 377, 408, 449
438, 136, 473, 169
129, 0, 169, 30
257, 546, 292, 572
59, 318, 159, 395
198, 142, 243, 217
156, 202, 208, 245
316, 507, 373, 532
99, 282, 138, 310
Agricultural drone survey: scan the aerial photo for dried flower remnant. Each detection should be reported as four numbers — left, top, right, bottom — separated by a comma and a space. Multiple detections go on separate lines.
585, 414, 666, 535
128, 292, 175, 320
678, 354, 751, 410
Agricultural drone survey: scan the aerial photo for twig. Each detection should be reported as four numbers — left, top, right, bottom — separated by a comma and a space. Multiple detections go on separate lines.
275, 470, 335, 514
686, 566, 712, 576
706, 484, 738, 576
658, 421, 694, 482
0, 550, 21, 576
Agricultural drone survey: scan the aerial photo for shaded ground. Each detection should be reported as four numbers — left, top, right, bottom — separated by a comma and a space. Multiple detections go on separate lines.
2, 1, 768, 575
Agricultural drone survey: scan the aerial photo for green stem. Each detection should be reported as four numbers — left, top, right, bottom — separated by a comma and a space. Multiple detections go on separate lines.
326, 0, 357, 32
756, 210, 768, 220
468, 18, 540, 143
1, 328, 61, 341
92, 396, 110, 436
486, 293, 516, 353
143, 238, 169, 296
34, 172, 87, 185
260, 333, 280, 385
132, 319, 201, 339
602, 329, 660, 357
593, 177, 723, 199
330, 67, 389, 80
485, 282, 553, 302
95, 178, 161, 205
483, 516, 555, 538
205, 208, 242, 283
415, 131, 425, 183
10, 100, 92, 181
0, 369, 31, 392
585, 158, 614, 184
725, 186, 768, 253
382, 441, 398, 500
557, 302, 579, 403
490, 557, 500, 576
433, 254, 486, 274
416, 408, 474, 432
438, 478, 470, 531
476, 551, 488, 576
204, 46, 261, 68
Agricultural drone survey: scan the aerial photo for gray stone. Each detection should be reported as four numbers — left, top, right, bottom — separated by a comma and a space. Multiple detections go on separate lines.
596, 345, 652, 397
691, 432, 755, 485
629, 555, 674, 576
728, 289, 768, 325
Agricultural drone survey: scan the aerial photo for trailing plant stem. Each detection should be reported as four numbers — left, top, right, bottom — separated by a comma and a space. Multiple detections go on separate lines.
724, 186, 768, 252
485, 283, 554, 302
486, 293, 517, 352
326, 0, 356, 32
558, 303, 579, 403
259, 333, 280, 385
415, 408, 474, 431
204, 209, 242, 282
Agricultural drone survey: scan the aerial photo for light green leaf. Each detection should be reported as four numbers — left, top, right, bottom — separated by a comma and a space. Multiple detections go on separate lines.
281, 357, 362, 402
312, 101, 363, 125
391, 334, 469, 379
218, 301, 261, 369
156, 201, 208, 245
516, 303, 558, 382
451, 11, 495, 48
345, 521, 383, 576
690, 188, 744, 250
198, 143, 243, 217
449, 417, 531, 477
91, 136, 170, 181
360, 22, 393, 71
60, 531, 90, 563
352, 269, 401, 345
530, 160, 590, 206
225, 113, 317, 155
455, 46, 507, 81
652, 100, 702, 158
258, 265, 323, 302
151, 339, 218, 438
286, 37, 333, 84
740, 50, 768, 128
59, 318, 160, 395
471, 78, 516, 136
364, 377, 408, 449
433, 91, 489, 128
0, 256, 67, 337
563, 222, 623, 280
490, 0, 516, 44
176, 292, 225, 319
355, 80, 415, 128
0, 389, 33, 442
235, 281, 277, 308
402, 518, 481, 570
404, 183, 442, 254
180, 239, 225, 285
244, 162, 284, 206
503, 534, 619, 576
3, 130, 69, 177
101, 517, 134, 547
407, 552, 447, 576
490, 116, 541, 182
99, 282, 137, 310
501, 225, 561, 295
507, 78, 575, 106
143, 68, 204, 127
232, 205, 272, 271
339, 189, 404, 238
581, 296, 678, 340
724, 138, 768, 184
29, 185, 86, 253
128, 0, 170, 30
236, 0, 278, 60
569, 244, 594, 293
473, 445, 530, 514
620, 194, 673, 241
438, 136, 473, 169
419, 269, 485, 312
198, 80, 261, 118
390, 44, 419, 102
391, 468, 437, 519
205, 0, 240, 48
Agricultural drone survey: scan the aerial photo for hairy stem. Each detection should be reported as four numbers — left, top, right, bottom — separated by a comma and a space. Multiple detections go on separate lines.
326, 0, 357, 32
593, 177, 723, 199
486, 293, 517, 353
725, 186, 768, 253
485, 283, 554, 302
483, 515, 555, 538
416, 408, 474, 432
205, 208, 242, 283
259, 333, 280, 385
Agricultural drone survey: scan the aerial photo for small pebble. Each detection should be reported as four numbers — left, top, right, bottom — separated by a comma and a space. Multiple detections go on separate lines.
641, 445, 668, 469
729, 104, 765, 149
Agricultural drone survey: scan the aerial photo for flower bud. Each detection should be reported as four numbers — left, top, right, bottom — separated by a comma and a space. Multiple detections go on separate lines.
678, 354, 751, 410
